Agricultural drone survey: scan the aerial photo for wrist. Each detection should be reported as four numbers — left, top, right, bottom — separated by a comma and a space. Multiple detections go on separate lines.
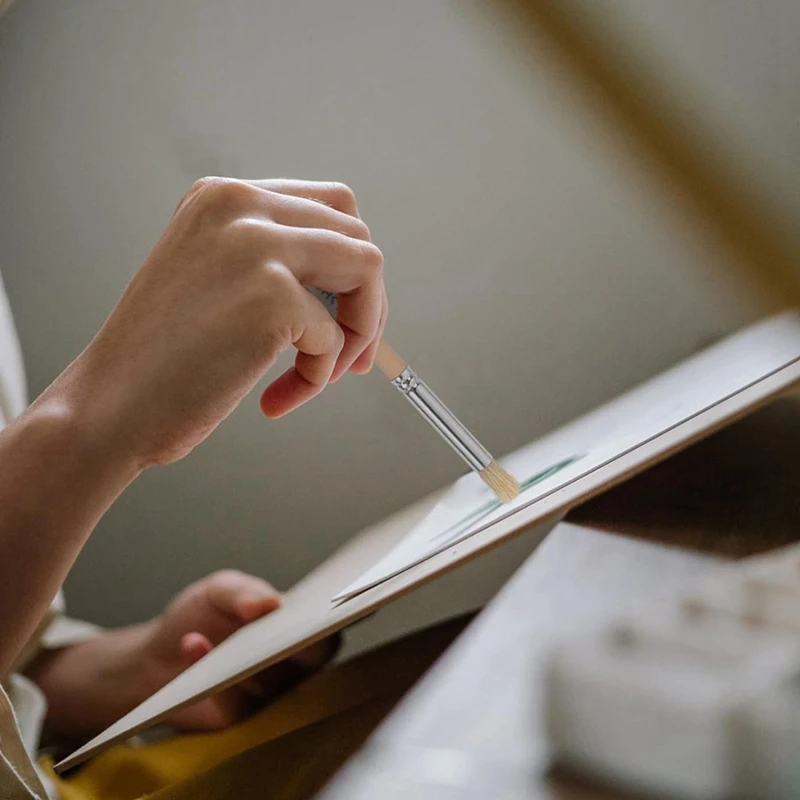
28, 621, 162, 741
31, 356, 145, 481
0, 357, 144, 675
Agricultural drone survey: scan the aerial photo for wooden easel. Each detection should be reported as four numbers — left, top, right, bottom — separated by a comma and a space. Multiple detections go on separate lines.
321, 394, 800, 799
321, 4, 800, 796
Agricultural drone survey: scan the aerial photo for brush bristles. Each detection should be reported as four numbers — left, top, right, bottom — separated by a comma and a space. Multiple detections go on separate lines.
479, 460, 520, 503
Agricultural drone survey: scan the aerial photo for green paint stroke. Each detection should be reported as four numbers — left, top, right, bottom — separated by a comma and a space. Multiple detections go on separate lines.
432, 454, 584, 544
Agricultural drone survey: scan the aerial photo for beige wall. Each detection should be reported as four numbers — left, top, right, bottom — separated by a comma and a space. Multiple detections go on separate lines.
0, 0, 796, 647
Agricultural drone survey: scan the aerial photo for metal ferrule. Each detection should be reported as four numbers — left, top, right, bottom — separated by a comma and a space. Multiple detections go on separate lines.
391, 367, 492, 472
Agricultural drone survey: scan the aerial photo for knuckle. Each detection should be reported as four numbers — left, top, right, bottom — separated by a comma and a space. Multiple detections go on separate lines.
214, 179, 256, 208
189, 175, 221, 195
350, 218, 371, 240
177, 176, 223, 213
359, 239, 384, 270
208, 568, 245, 589
223, 217, 272, 250
331, 321, 346, 351
258, 262, 301, 315
326, 181, 356, 207
197, 178, 256, 214
261, 260, 297, 293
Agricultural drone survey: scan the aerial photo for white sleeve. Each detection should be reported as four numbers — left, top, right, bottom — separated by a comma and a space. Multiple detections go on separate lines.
0, 270, 28, 423
11, 592, 102, 674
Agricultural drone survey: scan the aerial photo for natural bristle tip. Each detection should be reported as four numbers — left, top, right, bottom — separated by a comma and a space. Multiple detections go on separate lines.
480, 461, 520, 503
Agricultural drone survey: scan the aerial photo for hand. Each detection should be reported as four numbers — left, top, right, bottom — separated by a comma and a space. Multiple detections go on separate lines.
27, 570, 339, 740
144, 569, 339, 731
52, 178, 387, 470
0, 178, 381, 677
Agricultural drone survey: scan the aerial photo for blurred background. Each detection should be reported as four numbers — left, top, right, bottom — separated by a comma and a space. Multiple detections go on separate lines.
0, 0, 798, 650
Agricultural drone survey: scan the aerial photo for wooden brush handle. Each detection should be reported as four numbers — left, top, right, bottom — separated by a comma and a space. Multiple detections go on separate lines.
375, 340, 408, 381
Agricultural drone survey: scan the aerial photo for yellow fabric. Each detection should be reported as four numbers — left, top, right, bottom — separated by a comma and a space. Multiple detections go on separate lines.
41, 617, 470, 800
143, 699, 398, 800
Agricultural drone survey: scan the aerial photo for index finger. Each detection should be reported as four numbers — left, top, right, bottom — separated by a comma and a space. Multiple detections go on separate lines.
329, 269, 384, 380
249, 179, 360, 218
254, 179, 386, 376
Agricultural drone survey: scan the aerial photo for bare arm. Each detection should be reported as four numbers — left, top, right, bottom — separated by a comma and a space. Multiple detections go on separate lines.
0, 388, 139, 677
0, 178, 386, 677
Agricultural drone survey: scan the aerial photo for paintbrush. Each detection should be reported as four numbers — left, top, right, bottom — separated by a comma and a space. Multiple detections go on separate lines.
374, 340, 520, 503
310, 289, 519, 502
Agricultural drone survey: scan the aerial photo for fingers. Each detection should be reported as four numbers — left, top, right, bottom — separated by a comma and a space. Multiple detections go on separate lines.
260, 287, 346, 418
169, 570, 282, 673
242, 634, 341, 704
253, 190, 371, 242
290, 632, 342, 672
331, 271, 385, 379
246, 179, 387, 377
204, 569, 282, 624
250, 179, 360, 217
343, 281, 389, 379
278, 227, 383, 297
169, 685, 256, 732
180, 631, 213, 664
184, 177, 387, 396
277, 228, 383, 378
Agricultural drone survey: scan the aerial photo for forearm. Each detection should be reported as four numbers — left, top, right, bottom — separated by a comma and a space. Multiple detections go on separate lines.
25, 622, 158, 740
0, 374, 140, 676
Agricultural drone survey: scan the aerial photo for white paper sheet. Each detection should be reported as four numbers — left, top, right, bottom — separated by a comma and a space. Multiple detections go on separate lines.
333, 312, 800, 603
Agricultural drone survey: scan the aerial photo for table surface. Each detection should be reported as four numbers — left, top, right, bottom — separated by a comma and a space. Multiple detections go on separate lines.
320, 397, 800, 798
